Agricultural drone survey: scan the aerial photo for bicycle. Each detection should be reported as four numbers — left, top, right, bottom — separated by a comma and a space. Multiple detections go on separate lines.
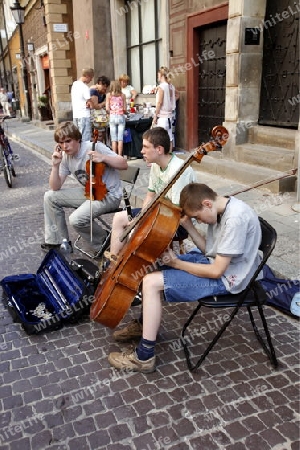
0, 115, 18, 188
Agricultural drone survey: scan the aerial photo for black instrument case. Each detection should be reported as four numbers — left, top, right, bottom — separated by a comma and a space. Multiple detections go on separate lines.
1, 250, 93, 334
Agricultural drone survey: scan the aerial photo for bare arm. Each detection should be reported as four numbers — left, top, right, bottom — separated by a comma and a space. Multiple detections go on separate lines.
142, 191, 156, 209
163, 214, 231, 278
90, 94, 99, 109
153, 87, 164, 125
180, 215, 206, 253
122, 93, 127, 113
166, 251, 232, 279
92, 96, 106, 110
105, 93, 110, 115
130, 88, 137, 100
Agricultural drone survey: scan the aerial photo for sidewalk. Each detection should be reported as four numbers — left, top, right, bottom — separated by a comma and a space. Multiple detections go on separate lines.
6, 117, 300, 280
0, 118, 299, 450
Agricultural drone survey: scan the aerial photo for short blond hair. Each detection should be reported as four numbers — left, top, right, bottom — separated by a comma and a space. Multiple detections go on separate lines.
82, 68, 94, 77
119, 73, 130, 82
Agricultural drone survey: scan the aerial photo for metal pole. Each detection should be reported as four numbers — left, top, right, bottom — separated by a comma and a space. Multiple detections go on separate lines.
19, 23, 32, 120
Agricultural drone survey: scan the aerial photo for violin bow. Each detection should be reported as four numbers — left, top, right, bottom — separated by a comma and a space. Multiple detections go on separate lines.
90, 153, 93, 242
227, 168, 298, 196
90, 129, 99, 242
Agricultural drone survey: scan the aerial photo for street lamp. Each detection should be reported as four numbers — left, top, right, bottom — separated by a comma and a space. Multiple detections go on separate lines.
10, 0, 32, 120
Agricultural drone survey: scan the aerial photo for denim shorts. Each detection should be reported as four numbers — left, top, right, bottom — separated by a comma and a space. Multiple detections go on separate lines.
162, 248, 228, 302
109, 115, 125, 142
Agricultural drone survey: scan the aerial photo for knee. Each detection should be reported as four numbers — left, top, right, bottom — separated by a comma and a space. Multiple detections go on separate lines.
143, 274, 153, 291
69, 211, 81, 228
44, 190, 56, 205
112, 210, 128, 229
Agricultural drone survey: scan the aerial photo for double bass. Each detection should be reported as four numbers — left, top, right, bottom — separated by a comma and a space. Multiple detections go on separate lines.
90, 126, 229, 328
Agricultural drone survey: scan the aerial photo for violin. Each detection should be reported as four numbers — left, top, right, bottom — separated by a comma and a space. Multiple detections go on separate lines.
85, 129, 107, 201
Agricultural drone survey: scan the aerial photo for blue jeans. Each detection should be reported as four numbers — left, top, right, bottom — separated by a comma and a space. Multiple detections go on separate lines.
73, 117, 91, 142
109, 115, 125, 141
162, 249, 228, 302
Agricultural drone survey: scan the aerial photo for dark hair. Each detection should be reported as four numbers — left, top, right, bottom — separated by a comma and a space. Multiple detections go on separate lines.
54, 121, 82, 142
97, 76, 110, 86
142, 127, 170, 154
180, 183, 217, 212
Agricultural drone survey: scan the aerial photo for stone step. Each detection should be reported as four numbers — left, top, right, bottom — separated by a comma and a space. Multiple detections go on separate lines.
248, 125, 296, 150
179, 154, 297, 193
231, 143, 296, 172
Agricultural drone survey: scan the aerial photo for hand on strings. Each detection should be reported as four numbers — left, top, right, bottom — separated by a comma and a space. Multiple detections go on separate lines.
87, 150, 105, 163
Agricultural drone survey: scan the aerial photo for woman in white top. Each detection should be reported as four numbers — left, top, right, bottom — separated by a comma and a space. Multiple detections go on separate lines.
152, 67, 178, 145
119, 74, 137, 105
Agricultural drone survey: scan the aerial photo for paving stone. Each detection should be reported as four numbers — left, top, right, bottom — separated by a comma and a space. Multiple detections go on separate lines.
108, 422, 131, 443
0, 136, 299, 449
260, 428, 289, 448
276, 421, 300, 442
225, 421, 250, 441
190, 433, 220, 450
30, 430, 52, 450
243, 433, 271, 450
66, 436, 90, 449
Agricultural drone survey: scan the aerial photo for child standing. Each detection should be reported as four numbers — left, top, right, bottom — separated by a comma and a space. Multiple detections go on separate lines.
106, 81, 126, 156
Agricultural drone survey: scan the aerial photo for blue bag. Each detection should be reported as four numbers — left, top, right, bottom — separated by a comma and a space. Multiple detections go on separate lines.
259, 265, 300, 317
123, 128, 132, 143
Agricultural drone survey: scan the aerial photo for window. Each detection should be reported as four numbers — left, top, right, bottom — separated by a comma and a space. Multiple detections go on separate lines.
111, 0, 167, 93
125, 0, 163, 92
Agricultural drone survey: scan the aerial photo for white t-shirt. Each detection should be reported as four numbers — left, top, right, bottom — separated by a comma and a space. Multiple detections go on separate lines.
71, 80, 91, 119
148, 154, 196, 205
59, 141, 122, 200
122, 85, 135, 101
205, 196, 262, 294
156, 82, 176, 118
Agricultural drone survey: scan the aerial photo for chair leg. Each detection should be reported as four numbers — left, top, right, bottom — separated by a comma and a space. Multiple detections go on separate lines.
181, 302, 241, 372
247, 306, 278, 368
73, 233, 110, 260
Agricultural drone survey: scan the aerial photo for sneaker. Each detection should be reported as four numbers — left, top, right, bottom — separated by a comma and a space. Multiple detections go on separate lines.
108, 348, 156, 373
41, 241, 73, 253
113, 319, 143, 342
41, 242, 61, 252
131, 291, 142, 307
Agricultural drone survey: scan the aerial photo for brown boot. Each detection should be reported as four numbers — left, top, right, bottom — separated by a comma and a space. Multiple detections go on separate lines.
113, 319, 143, 342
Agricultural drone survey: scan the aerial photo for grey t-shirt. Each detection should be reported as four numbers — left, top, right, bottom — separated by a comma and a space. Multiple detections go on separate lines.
59, 141, 122, 200
205, 196, 262, 294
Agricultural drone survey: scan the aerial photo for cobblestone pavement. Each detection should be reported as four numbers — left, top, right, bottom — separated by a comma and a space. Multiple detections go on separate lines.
0, 140, 299, 450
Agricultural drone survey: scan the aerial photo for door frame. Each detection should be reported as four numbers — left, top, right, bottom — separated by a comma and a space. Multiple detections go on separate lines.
187, 3, 229, 150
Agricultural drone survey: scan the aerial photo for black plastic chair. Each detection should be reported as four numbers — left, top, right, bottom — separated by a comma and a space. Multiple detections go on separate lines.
181, 217, 279, 372
74, 165, 140, 259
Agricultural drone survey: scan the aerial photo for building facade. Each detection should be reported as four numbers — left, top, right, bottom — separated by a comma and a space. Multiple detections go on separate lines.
1, 0, 299, 189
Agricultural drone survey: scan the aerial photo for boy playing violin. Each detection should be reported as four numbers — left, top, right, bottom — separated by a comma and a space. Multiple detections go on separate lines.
41, 121, 127, 253
108, 182, 262, 373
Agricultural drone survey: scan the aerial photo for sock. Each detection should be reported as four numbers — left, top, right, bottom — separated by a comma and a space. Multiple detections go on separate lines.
136, 338, 156, 361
